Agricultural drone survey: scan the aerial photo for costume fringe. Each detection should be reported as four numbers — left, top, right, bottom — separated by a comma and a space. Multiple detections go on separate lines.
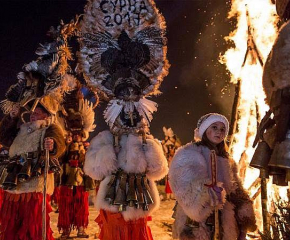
0, 192, 54, 240
165, 178, 172, 194
96, 210, 153, 240
0, 188, 4, 210
51, 186, 61, 205
58, 186, 89, 231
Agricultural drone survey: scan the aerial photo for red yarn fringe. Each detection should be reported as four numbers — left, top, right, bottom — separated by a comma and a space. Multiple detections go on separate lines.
0, 192, 54, 240
0, 188, 4, 210
58, 186, 89, 231
96, 210, 154, 240
51, 186, 60, 205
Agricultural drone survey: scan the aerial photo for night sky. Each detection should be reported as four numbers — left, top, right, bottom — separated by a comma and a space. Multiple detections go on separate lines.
0, 0, 235, 143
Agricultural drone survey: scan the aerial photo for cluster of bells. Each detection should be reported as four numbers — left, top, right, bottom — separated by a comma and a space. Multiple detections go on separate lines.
105, 170, 154, 212
250, 130, 290, 186
0, 153, 61, 190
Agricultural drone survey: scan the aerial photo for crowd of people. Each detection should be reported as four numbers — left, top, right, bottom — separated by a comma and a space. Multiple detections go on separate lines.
1, 0, 290, 239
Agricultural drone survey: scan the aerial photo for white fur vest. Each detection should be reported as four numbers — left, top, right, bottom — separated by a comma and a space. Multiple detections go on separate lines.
7, 119, 54, 195
84, 130, 168, 221
169, 143, 256, 240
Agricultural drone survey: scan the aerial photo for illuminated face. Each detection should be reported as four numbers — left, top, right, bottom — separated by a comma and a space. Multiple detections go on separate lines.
30, 107, 49, 122
205, 122, 226, 145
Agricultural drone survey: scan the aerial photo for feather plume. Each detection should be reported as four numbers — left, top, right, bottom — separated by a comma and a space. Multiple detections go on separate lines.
103, 99, 123, 127
134, 98, 158, 124
79, 98, 96, 134
79, 0, 169, 99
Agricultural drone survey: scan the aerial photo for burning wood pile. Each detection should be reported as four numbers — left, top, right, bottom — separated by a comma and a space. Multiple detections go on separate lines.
220, 0, 290, 238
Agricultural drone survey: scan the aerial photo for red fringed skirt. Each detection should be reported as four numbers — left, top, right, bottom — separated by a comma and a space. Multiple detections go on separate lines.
96, 210, 153, 240
51, 186, 60, 205
0, 188, 4, 210
58, 186, 89, 231
165, 178, 172, 194
0, 192, 54, 240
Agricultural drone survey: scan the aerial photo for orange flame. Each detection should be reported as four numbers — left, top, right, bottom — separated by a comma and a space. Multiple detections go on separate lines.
220, 0, 289, 233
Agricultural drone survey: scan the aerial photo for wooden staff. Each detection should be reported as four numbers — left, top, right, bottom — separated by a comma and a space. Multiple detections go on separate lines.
210, 150, 220, 240
42, 146, 50, 240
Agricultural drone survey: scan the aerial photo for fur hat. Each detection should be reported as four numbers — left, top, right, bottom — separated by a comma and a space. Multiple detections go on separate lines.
194, 113, 229, 141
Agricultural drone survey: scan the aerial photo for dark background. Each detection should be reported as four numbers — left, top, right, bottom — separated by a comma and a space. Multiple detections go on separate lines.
0, 0, 235, 143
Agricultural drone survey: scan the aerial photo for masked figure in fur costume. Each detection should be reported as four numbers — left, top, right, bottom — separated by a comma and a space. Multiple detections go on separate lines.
0, 19, 79, 240
249, 0, 290, 186
0, 100, 66, 240
78, 0, 169, 239
57, 85, 97, 239
169, 113, 256, 240
161, 127, 181, 200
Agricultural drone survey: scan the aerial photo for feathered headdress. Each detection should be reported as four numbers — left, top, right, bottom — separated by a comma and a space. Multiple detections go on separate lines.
61, 82, 97, 140
0, 18, 80, 115
78, 0, 169, 133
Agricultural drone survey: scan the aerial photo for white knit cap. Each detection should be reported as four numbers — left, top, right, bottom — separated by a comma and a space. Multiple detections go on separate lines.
194, 113, 229, 141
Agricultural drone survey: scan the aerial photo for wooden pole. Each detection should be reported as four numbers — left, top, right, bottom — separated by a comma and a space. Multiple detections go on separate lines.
260, 169, 270, 232
229, 80, 241, 152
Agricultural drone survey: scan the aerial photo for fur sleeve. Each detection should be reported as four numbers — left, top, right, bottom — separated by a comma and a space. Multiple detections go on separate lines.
228, 160, 257, 232
45, 124, 66, 158
84, 130, 118, 180
169, 144, 225, 222
0, 115, 19, 147
144, 138, 168, 181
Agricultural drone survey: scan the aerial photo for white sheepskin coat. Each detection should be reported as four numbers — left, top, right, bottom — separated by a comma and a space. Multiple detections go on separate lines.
169, 143, 256, 240
263, 21, 290, 104
84, 130, 168, 221
7, 119, 54, 195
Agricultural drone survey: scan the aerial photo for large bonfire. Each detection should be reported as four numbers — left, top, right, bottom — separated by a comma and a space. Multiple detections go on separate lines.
220, 0, 289, 233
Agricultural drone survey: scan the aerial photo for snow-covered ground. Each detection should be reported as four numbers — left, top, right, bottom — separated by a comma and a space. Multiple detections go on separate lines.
50, 192, 175, 240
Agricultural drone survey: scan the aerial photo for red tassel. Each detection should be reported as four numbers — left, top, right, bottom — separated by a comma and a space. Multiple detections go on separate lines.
96, 210, 154, 240
58, 186, 89, 232
0, 191, 54, 240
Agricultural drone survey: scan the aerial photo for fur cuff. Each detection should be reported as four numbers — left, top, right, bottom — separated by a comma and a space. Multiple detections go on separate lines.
144, 138, 168, 181
84, 131, 118, 180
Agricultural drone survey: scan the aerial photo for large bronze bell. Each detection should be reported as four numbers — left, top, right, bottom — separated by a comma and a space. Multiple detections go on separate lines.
142, 175, 153, 211
136, 174, 144, 205
105, 173, 118, 204
3, 163, 22, 190
126, 173, 138, 207
268, 136, 290, 169
18, 156, 32, 182
250, 141, 272, 169
32, 159, 42, 177
114, 172, 128, 211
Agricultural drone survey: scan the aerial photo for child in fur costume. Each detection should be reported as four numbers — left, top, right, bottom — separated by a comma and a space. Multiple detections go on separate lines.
169, 113, 256, 240
0, 102, 66, 240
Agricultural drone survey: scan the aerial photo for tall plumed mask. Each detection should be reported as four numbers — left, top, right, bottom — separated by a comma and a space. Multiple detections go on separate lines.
78, 0, 169, 134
